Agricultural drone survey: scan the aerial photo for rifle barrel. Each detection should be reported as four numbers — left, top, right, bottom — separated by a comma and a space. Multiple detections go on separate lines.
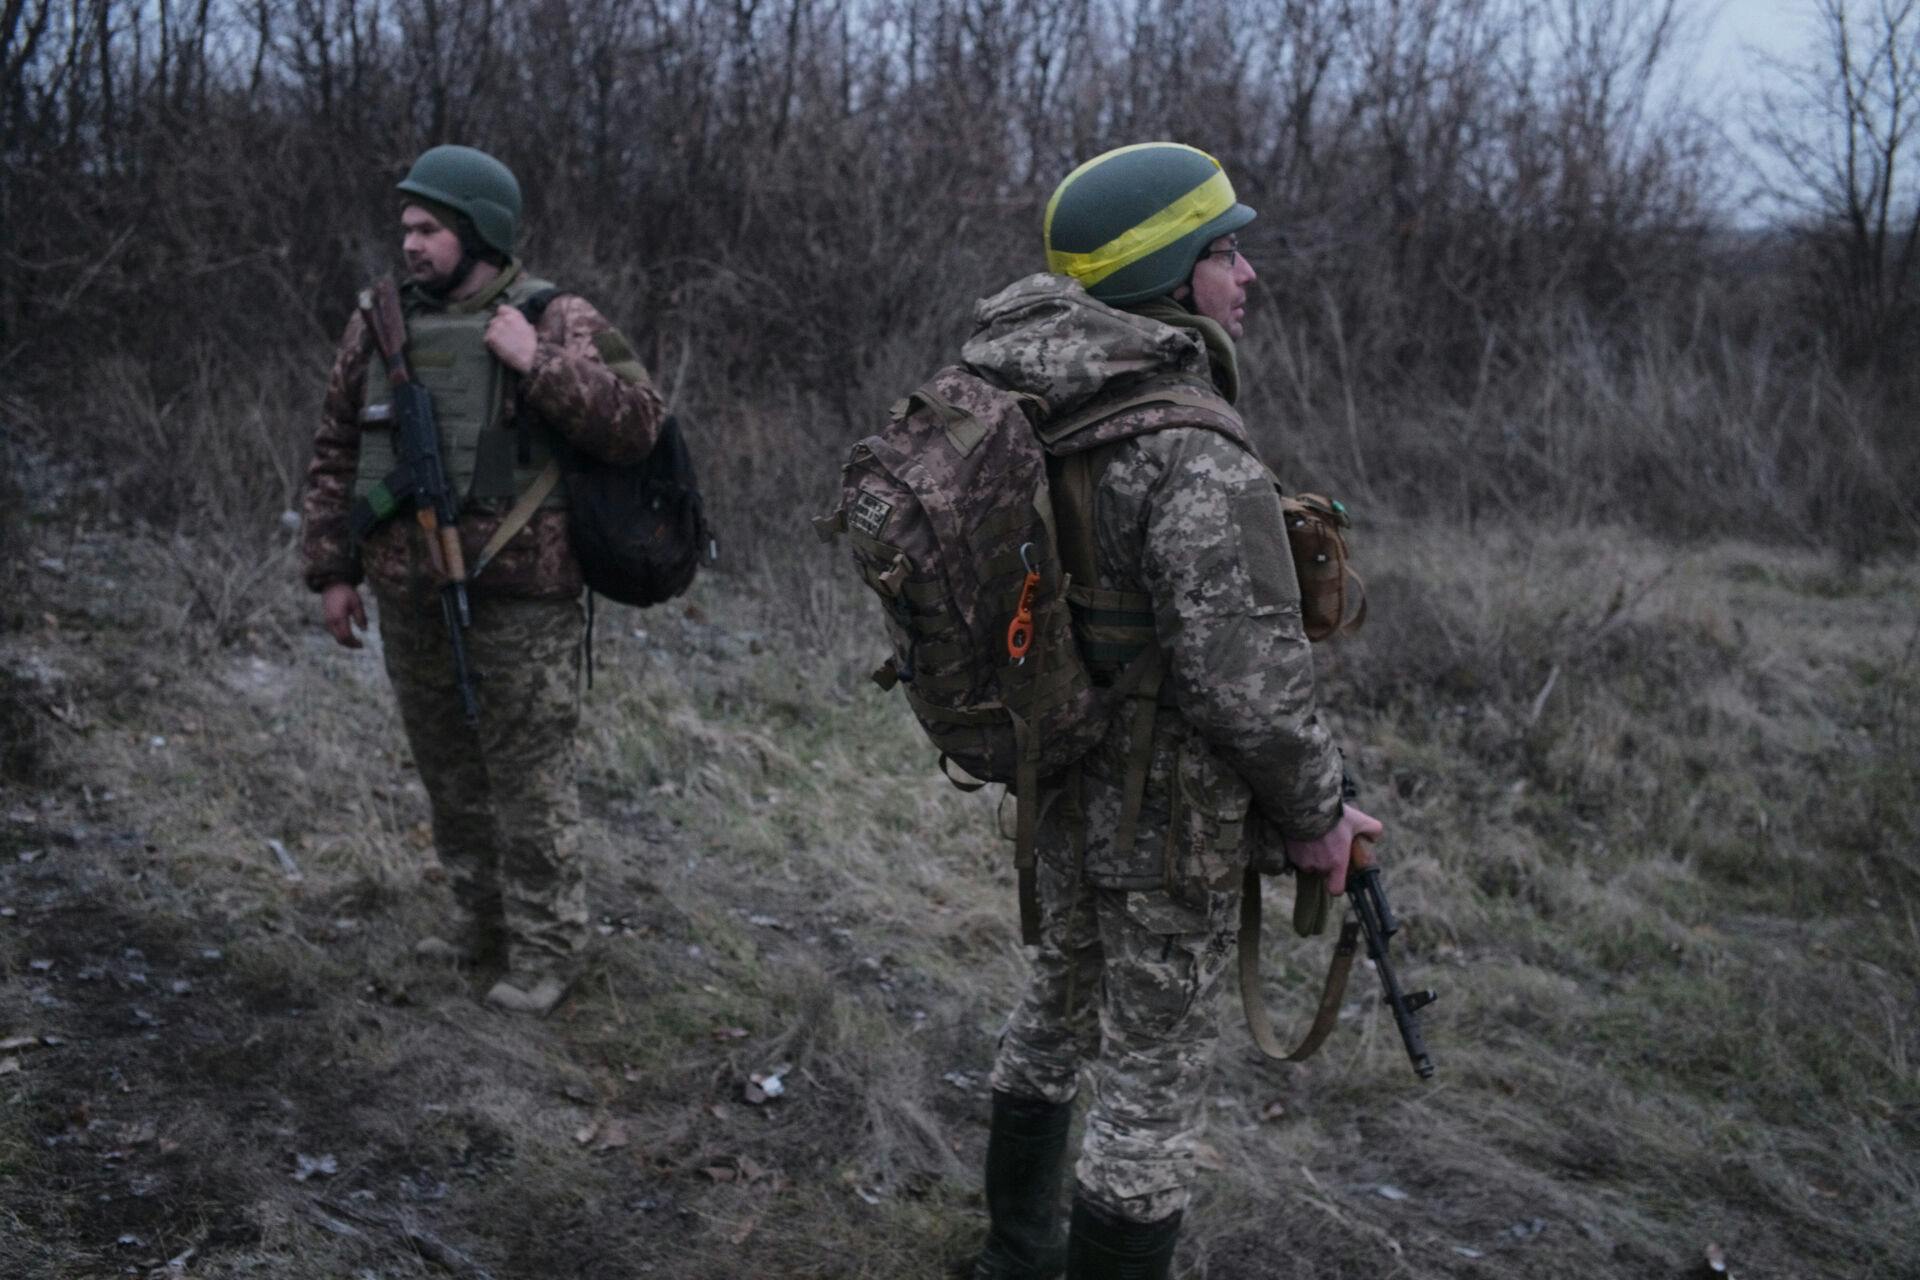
440, 587, 479, 723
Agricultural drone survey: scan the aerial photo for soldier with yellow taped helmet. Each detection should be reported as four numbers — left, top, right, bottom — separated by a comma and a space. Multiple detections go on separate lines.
299, 144, 665, 1016
965, 143, 1382, 1278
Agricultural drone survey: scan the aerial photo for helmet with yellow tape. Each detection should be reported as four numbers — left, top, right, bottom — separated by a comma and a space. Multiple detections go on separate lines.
1043, 143, 1255, 305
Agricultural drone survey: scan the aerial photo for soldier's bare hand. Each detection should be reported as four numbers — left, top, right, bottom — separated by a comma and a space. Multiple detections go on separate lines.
322, 583, 368, 649
1283, 804, 1383, 896
485, 307, 538, 373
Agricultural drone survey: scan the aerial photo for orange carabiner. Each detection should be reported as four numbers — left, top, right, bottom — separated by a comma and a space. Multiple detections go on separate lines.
1007, 543, 1041, 665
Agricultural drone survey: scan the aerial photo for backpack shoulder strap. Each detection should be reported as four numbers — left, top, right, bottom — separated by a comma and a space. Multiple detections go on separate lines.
1038, 375, 1246, 452
1048, 444, 1111, 594
507, 277, 563, 323
1046, 439, 1164, 865
503, 283, 565, 465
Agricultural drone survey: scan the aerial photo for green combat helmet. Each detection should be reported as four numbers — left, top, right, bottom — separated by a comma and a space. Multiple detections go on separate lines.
396, 145, 522, 257
1043, 142, 1255, 305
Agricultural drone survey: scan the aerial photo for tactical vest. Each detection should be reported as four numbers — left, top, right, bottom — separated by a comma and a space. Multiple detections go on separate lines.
352, 267, 567, 517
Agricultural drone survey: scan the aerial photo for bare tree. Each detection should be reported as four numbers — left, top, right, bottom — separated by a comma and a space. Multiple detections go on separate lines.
1759, 0, 1920, 365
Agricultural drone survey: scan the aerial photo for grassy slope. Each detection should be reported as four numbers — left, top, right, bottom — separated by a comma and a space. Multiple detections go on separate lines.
0, 512, 1915, 1279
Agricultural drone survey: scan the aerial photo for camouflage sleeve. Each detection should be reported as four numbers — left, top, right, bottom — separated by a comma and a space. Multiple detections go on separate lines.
521, 294, 665, 465
299, 311, 372, 593
1119, 428, 1345, 841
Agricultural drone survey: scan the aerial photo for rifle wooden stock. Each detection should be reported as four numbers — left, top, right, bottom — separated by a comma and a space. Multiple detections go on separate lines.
439, 524, 468, 583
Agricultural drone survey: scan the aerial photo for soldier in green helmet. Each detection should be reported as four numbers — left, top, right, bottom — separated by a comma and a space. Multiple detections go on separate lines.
299, 144, 666, 1016
964, 143, 1383, 1278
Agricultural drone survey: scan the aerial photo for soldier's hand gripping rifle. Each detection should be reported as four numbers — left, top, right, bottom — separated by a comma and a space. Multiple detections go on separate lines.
1239, 775, 1439, 1079
354, 277, 480, 723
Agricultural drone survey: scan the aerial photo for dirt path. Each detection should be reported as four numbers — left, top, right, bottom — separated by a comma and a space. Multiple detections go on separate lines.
0, 519, 982, 1280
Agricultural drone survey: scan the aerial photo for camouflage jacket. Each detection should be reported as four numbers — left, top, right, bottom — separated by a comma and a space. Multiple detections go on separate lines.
300, 263, 665, 599
965, 274, 1345, 890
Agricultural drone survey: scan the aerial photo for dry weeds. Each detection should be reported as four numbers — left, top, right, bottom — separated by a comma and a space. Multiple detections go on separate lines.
1, 501, 1915, 1278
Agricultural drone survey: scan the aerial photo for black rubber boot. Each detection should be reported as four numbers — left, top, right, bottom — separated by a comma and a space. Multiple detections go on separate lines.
1064, 1191, 1182, 1280
971, 1090, 1073, 1280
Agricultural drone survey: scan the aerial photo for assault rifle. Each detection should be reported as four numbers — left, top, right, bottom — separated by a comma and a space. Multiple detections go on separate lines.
1345, 833, 1438, 1079
1239, 774, 1438, 1079
353, 276, 480, 723
1338, 771, 1436, 1078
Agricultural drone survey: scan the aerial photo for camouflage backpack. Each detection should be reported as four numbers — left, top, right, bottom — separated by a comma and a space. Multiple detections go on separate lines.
815, 359, 1250, 940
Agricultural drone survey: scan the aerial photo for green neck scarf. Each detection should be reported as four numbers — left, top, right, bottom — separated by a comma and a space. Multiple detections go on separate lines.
1126, 297, 1240, 405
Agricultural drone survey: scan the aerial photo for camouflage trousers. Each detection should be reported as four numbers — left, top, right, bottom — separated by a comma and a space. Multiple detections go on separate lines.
990, 845, 1241, 1225
374, 584, 589, 972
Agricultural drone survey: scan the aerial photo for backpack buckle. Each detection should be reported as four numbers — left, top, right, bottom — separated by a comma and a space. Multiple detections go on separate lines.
877, 553, 910, 596
811, 509, 846, 543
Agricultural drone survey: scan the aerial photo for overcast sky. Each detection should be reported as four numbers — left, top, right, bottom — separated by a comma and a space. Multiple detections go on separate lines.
1692, 0, 1830, 219
1700, 0, 1810, 77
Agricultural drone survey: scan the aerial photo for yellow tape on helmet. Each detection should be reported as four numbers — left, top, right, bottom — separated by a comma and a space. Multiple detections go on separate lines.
1045, 169, 1236, 288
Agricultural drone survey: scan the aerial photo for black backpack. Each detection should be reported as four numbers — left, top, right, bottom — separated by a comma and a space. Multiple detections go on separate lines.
564, 412, 715, 608
515, 288, 715, 608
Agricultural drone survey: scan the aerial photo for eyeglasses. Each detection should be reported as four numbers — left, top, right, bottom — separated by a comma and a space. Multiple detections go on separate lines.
1203, 237, 1242, 267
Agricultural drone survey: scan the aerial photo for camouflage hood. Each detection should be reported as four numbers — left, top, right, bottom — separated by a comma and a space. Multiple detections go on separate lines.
961, 273, 1215, 418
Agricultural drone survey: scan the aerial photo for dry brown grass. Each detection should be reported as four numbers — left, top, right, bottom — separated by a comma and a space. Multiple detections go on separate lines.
1, 487, 1916, 1278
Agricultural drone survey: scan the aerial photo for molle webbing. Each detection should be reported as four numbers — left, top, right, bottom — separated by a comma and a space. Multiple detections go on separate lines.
1068, 587, 1156, 675
1051, 447, 1159, 678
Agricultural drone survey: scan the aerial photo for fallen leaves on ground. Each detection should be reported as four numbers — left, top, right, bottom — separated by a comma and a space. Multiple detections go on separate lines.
574, 1118, 633, 1152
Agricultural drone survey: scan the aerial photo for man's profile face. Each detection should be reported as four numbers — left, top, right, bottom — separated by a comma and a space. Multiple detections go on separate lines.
1178, 234, 1257, 338
401, 205, 463, 288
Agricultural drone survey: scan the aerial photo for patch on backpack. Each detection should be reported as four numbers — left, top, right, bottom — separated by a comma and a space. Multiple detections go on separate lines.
849, 490, 894, 538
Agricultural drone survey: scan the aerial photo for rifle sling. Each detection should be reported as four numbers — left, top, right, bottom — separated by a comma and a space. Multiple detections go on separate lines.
1238, 866, 1361, 1062
472, 459, 563, 581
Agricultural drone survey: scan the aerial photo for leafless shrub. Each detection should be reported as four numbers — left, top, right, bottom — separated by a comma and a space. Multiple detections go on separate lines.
1758, 0, 1920, 371
3, 0, 1915, 558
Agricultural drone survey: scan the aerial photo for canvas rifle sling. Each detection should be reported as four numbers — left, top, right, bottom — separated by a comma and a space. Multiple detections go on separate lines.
471, 459, 563, 581
1237, 865, 1361, 1062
